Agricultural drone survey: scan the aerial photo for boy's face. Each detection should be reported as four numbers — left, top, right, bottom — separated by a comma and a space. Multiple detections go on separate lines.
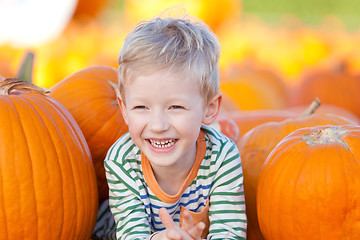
119, 70, 219, 169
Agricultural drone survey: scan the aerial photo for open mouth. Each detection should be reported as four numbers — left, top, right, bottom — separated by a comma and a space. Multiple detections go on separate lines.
148, 139, 177, 148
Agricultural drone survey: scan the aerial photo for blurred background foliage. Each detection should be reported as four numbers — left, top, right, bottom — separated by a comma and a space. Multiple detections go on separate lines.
1, 0, 360, 116
243, 0, 359, 29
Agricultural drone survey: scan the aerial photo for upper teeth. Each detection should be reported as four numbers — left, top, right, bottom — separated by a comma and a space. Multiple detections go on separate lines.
150, 139, 175, 148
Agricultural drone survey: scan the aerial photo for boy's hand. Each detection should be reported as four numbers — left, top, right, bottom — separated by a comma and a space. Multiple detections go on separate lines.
179, 209, 205, 239
155, 208, 204, 240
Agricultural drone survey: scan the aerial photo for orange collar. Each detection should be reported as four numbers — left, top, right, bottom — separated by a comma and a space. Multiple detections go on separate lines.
141, 130, 206, 203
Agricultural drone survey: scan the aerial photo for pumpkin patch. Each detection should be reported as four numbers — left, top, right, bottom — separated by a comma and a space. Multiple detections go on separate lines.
1, 1, 360, 238
237, 99, 358, 239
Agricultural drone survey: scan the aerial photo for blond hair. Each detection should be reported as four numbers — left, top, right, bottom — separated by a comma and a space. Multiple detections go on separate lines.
118, 14, 220, 104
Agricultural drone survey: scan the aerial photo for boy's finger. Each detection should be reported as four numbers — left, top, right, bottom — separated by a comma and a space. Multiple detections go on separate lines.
189, 221, 205, 239
181, 210, 194, 232
159, 208, 177, 229
164, 229, 183, 240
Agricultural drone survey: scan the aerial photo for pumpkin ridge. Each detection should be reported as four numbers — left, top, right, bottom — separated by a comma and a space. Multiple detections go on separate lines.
87, 103, 121, 143
11, 95, 57, 238
0, 164, 8, 235
50, 106, 82, 238
277, 141, 304, 238
21, 98, 43, 239
2, 98, 25, 239
0, 98, 22, 238
291, 148, 306, 239
28, 93, 98, 238
13, 96, 41, 229
45, 100, 81, 238
25, 94, 72, 238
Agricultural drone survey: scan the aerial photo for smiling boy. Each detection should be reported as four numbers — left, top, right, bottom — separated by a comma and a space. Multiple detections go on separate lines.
104, 14, 247, 240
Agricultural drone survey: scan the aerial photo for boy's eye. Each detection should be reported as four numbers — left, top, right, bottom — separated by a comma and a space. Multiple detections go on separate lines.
133, 105, 147, 110
170, 105, 185, 110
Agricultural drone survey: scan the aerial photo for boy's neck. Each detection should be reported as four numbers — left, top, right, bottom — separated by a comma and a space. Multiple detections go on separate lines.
152, 156, 195, 196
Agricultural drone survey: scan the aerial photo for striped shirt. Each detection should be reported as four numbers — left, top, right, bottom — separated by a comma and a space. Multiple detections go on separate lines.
104, 124, 247, 239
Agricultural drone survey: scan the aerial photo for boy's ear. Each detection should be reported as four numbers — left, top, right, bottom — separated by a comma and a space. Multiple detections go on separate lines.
117, 96, 129, 125
202, 93, 222, 125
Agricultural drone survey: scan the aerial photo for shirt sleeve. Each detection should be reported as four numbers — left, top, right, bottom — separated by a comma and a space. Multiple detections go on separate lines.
104, 158, 152, 240
207, 141, 247, 239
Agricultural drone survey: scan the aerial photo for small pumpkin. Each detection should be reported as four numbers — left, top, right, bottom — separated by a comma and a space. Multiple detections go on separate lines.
257, 125, 360, 240
237, 99, 357, 240
290, 62, 360, 119
220, 92, 242, 112
0, 78, 98, 239
226, 109, 297, 139
210, 117, 239, 143
49, 65, 128, 204
220, 63, 289, 110
287, 102, 360, 124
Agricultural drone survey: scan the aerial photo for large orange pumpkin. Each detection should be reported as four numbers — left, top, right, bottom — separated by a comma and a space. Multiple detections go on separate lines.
237, 100, 357, 240
49, 65, 128, 203
0, 78, 98, 239
257, 125, 360, 240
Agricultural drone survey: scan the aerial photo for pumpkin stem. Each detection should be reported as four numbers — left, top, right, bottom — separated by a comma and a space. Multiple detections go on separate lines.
298, 97, 321, 118
0, 78, 50, 95
302, 126, 348, 147
17, 51, 34, 83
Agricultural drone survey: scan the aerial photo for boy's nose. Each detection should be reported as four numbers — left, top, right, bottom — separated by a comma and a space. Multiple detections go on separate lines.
148, 112, 169, 132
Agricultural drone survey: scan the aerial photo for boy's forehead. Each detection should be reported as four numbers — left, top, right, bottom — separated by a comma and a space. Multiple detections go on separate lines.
130, 70, 195, 85
121, 66, 208, 97
123, 71, 202, 95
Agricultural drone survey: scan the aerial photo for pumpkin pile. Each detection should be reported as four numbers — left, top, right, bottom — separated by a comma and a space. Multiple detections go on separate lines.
2, 2, 360, 238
